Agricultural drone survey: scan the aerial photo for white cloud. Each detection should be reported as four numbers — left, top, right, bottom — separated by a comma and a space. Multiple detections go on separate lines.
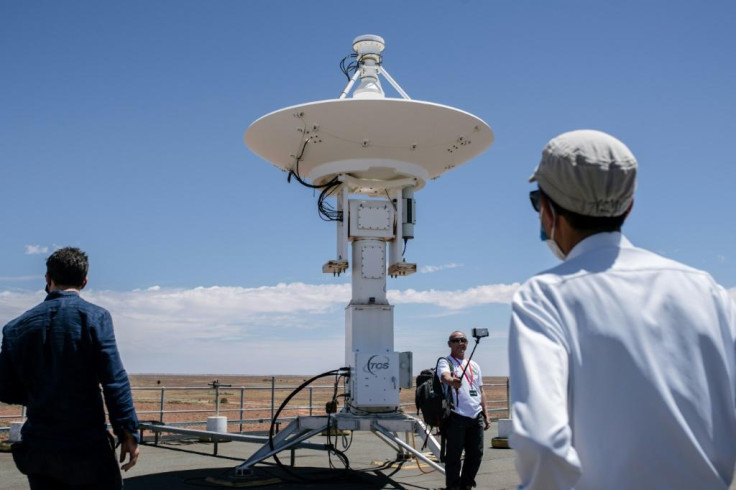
0, 282, 519, 332
0, 281, 518, 374
389, 283, 519, 310
0, 290, 46, 320
729, 288, 736, 303
24, 245, 49, 255
0, 275, 38, 282
419, 263, 462, 274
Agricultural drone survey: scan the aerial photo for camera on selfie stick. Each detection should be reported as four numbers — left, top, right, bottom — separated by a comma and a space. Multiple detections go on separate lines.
457, 328, 489, 382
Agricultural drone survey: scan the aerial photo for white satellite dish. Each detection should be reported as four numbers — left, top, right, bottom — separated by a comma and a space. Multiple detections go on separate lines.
245, 99, 493, 192
237, 35, 494, 476
245, 34, 493, 194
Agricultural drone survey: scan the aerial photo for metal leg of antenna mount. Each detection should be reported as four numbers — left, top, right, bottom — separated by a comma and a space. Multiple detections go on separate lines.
380, 67, 411, 100
373, 420, 445, 473
234, 417, 330, 476
339, 70, 361, 99
412, 418, 444, 465
372, 428, 403, 454
233, 414, 445, 476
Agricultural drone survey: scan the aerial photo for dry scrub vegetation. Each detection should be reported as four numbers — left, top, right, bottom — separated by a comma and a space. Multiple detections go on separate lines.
1, 374, 509, 437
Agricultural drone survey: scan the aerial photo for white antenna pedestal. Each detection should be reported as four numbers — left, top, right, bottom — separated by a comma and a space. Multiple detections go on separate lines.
237, 34, 493, 476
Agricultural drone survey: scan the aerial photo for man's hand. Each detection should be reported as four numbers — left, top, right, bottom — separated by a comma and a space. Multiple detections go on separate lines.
451, 377, 463, 391
119, 431, 139, 471
483, 415, 491, 431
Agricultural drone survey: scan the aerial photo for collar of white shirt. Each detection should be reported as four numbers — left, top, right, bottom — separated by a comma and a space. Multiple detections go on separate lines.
565, 231, 634, 262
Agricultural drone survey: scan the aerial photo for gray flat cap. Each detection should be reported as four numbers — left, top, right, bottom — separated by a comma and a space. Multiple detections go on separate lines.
529, 129, 637, 217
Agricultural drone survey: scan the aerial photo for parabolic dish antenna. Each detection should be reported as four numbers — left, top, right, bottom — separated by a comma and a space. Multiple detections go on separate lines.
235, 34, 495, 477
245, 73, 493, 193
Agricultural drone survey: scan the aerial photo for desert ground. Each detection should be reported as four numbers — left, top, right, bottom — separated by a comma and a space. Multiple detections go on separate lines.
1, 374, 510, 437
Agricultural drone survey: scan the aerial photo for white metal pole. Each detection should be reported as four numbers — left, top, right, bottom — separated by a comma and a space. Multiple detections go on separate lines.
339, 70, 361, 99
380, 67, 411, 100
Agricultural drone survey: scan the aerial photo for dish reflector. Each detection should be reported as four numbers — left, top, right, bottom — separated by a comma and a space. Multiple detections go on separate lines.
245, 98, 493, 192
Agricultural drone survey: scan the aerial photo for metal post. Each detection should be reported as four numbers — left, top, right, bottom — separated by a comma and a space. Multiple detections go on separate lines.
309, 387, 314, 416
239, 388, 245, 433
157, 387, 165, 446
270, 377, 276, 421
338, 69, 361, 99
506, 377, 511, 419
215, 382, 220, 416
159, 388, 166, 423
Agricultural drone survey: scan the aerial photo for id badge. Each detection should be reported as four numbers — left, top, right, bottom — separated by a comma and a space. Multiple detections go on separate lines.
469, 389, 478, 397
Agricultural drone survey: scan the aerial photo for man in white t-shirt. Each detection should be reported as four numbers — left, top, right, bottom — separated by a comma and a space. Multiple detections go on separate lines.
438, 330, 491, 490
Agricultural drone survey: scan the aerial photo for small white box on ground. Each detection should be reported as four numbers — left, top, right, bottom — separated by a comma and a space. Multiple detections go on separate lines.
206, 416, 227, 433
9, 422, 24, 442
498, 418, 514, 438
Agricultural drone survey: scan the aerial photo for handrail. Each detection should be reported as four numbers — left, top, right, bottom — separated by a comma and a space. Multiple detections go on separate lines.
0, 379, 511, 431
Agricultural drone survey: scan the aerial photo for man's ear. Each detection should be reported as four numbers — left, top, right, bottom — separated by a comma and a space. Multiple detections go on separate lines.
80, 278, 88, 290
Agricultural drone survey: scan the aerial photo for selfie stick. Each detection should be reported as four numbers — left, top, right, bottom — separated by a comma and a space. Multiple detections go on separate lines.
457, 328, 489, 385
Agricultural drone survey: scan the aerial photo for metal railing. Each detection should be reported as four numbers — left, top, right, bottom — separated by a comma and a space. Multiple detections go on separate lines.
1, 378, 511, 433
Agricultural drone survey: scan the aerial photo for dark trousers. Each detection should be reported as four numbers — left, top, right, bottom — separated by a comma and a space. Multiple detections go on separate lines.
12, 434, 122, 490
444, 412, 484, 489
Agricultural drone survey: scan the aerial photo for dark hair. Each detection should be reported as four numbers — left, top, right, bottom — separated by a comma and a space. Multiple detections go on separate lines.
46, 247, 88, 288
542, 190, 627, 233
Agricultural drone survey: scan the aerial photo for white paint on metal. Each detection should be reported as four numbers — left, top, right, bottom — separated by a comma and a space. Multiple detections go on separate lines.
245, 99, 493, 192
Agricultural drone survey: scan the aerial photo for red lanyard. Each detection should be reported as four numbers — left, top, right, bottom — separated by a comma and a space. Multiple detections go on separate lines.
450, 356, 474, 386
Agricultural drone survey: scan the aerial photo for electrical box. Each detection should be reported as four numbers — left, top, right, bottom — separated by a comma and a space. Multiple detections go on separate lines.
349, 200, 395, 240
352, 351, 400, 407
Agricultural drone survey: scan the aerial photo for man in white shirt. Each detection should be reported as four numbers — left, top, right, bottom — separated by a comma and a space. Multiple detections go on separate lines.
509, 129, 736, 489
438, 330, 491, 490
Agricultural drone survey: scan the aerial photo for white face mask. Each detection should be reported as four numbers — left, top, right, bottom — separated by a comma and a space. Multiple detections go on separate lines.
540, 207, 567, 261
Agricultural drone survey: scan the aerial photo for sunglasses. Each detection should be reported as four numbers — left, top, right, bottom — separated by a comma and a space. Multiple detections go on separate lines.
529, 190, 541, 212
449, 338, 468, 344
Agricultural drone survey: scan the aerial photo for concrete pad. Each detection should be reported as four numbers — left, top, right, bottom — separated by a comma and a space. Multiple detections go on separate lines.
0, 424, 519, 489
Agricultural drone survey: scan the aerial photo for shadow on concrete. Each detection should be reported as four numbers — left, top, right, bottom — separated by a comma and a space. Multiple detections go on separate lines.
124, 463, 441, 489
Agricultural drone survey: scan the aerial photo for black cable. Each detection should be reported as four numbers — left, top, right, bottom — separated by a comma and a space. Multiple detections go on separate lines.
267, 367, 351, 482
339, 53, 358, 80
325, 373, 352, 470
286, 137, 344, 222
316, 180, 343, 222
340, 428, 354, 452
287, 139, 325, 189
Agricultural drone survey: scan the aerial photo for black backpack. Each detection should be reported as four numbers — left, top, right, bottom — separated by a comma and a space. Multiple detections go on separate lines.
415, 357, 452, 433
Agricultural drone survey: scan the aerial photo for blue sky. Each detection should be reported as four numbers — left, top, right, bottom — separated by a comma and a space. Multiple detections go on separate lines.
1, 1, 734, 376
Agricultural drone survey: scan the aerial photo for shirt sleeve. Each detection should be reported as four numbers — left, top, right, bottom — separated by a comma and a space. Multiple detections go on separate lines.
437, 357, 451, 377
508, 284, 582, 490
0, 332, 26, 405
91, 311, 140, 441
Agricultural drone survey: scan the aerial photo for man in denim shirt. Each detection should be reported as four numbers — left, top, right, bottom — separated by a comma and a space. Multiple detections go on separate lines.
0, 247, 140, 489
